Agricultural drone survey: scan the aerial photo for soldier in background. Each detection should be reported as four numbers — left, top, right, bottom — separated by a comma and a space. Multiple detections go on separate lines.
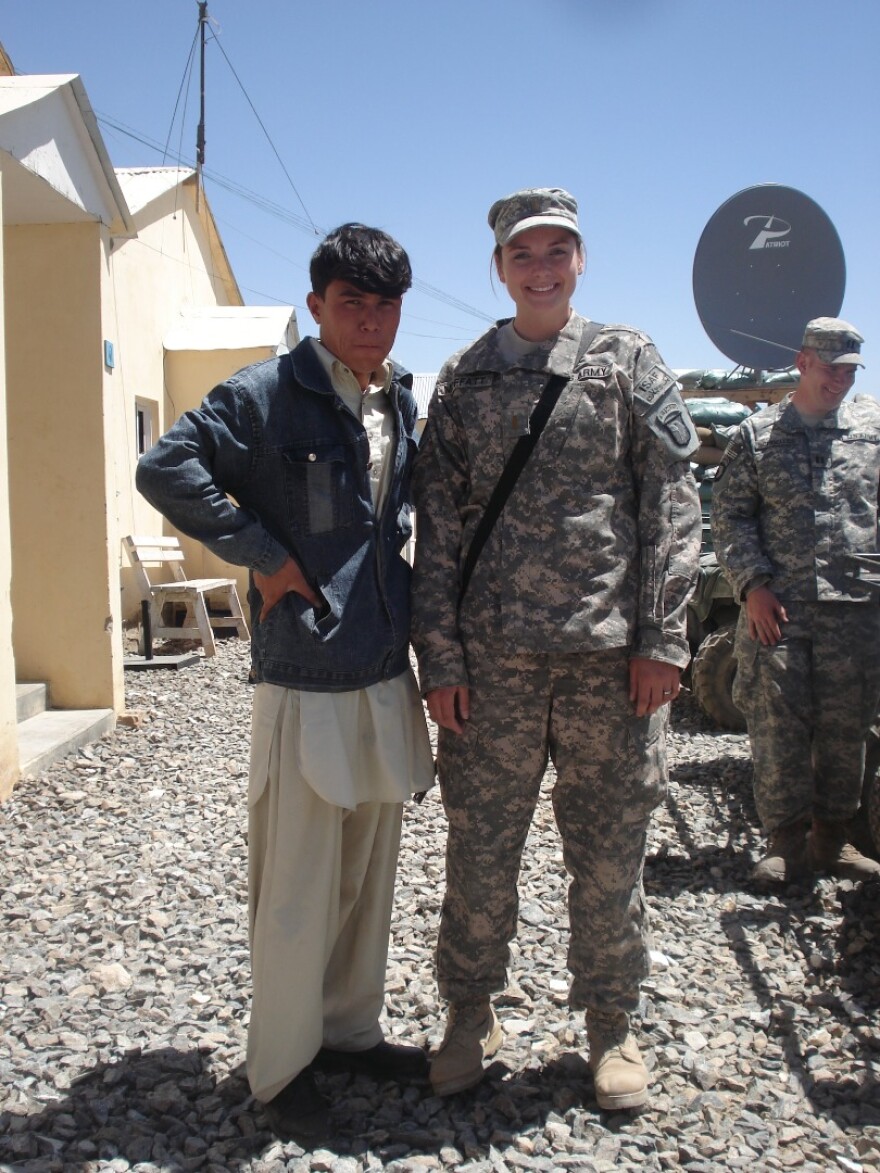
411, 188, 701, 1111
713, 317, 880, 888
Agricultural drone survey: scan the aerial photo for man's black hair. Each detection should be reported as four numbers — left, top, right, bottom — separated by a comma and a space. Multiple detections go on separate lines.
310, 223, 413, 299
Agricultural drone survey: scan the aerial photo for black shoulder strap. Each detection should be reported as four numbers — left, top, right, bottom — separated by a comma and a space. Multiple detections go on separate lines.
458, 320, 604, 605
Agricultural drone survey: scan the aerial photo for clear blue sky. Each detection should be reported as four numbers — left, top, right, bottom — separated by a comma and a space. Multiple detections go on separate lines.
3, 0, 878, 382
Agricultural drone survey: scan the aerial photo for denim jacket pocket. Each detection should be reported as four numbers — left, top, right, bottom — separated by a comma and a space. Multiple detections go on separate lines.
257, 587, 340, 646
282, 442, 355, 535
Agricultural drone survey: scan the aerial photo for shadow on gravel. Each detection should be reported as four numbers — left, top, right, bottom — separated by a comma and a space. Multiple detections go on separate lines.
308, 1053, 635, 1162
647, 782, 763, 895
716, 885, 880, 1136
0, 1046, 270, 1170
0, 1043, 639, 1167
826, 880, 880, 1111
653, 694, 880, 1142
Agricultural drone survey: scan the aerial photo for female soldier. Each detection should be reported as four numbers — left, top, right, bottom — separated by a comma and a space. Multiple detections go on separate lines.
411, 188, 701, 1110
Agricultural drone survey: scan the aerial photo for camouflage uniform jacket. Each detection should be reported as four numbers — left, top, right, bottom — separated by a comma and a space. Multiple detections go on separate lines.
712, 392, 880, 604
411, 313, 702, 692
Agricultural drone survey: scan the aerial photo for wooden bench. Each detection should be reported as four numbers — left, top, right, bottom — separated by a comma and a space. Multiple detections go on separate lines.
123, 535, 249, 658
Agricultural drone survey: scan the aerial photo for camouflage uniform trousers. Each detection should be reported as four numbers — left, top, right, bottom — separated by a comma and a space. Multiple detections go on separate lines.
733, 601, 880, 831
435, 645, 667, 1016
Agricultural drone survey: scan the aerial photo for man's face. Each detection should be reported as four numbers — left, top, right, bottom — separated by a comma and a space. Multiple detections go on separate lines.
306, 280, 402, 388
795, 348, 858, 414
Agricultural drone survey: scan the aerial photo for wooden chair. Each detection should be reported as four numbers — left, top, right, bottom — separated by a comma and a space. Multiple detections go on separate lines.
123, 535, 249, 658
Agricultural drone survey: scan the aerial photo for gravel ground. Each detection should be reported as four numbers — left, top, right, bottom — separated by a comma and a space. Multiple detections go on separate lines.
1, 638, 879, 1173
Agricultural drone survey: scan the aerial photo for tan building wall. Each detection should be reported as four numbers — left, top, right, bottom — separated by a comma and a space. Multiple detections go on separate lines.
111, 179, 243, 622
0, 174, 19, 799
162, 345, 279, 605
4, 220, 123, 710
1, 78, 257, 791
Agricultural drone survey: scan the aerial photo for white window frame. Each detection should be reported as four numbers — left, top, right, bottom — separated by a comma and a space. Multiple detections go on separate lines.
135, 398, 157, 457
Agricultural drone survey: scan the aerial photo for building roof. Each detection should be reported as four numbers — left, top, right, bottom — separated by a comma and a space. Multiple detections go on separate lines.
0, 74, 135, 234
114, 166, 243, 306
164, 306, 299, 353
115, 166, 196, 215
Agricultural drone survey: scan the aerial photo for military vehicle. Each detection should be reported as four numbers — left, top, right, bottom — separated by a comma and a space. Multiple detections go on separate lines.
679, 379, 793, 733
853, 722, 880, 859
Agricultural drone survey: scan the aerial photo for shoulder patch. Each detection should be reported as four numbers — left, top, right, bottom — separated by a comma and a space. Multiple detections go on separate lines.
712, 447, 737, 491
634, 363, 677, 405
656, 401, 693, 448
715, 447, 733, 475
629, 373, 698, 461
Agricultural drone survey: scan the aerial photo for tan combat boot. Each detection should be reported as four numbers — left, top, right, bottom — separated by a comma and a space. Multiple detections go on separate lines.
750, 819, 809, 887
809, 818, 880, 881
587, 1011, 648, 1111
430, 1001, 503, 1096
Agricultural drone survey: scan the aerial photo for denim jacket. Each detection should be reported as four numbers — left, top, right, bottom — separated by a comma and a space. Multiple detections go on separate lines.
136, 339, 419, 691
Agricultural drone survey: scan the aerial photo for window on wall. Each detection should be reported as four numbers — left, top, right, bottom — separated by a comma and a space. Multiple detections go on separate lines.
135, 398, 157, 457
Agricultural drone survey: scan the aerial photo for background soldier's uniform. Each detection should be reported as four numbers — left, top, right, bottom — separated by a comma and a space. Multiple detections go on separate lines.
412, 312, 701, 1018
712, 393, 880, 834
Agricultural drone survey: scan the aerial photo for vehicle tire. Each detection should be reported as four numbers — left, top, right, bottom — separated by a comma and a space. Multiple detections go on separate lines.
863, 725, 880, 859
691, 623, 746, 732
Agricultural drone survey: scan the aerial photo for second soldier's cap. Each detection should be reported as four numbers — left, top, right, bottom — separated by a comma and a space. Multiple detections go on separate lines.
488, 188, 582, 247
802, 317, 865, 367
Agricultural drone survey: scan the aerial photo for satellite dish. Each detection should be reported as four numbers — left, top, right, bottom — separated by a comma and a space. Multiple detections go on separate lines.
693, 184, 845, 370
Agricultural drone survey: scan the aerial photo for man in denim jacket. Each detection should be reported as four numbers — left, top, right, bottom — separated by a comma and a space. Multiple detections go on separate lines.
137, 224, 434, 1142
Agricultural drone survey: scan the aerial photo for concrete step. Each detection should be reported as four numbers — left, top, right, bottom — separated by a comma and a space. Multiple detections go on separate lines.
18, 708, 116, 778
17, 682, 48, 723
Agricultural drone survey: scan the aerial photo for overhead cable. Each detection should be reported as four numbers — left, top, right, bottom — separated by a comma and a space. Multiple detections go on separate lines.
96, 112, 494, 325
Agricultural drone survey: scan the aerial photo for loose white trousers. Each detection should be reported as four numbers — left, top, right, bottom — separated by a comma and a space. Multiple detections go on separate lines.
247, 686, 403, 1103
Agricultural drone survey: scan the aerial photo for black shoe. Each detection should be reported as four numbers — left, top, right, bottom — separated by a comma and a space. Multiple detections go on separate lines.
312, 1039, 429, 1080
262, 1068, 330, 1143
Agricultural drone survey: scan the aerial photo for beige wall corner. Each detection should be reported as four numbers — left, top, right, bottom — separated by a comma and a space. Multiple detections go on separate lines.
150, 346, 274, 604
5, 222, 123, 711
110, 176, 274, 624
159, 344, 289, 604
0, 174, 20, 798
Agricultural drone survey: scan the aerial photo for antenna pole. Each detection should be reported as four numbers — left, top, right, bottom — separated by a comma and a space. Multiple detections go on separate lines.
196, 1, 208, 210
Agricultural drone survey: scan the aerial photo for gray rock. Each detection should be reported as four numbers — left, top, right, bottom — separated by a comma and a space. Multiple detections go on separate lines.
1, 647, 878, 1172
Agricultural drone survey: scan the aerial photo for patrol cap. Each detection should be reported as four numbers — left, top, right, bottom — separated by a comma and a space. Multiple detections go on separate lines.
488, 188, 582, 247
801, 317, 865, 367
